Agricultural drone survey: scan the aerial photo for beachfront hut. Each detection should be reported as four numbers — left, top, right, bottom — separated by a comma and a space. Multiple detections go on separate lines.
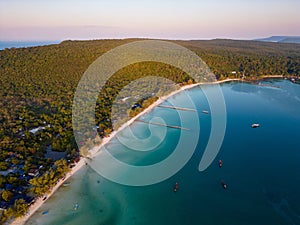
28, 169, 39, 177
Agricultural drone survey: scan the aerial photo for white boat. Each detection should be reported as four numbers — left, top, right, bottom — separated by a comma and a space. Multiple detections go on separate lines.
63, 182, 70, 187
251, 123, 260, 128
202, 110, 209, 114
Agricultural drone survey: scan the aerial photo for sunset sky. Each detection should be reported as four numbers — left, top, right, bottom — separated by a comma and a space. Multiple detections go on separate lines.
0, 0, 299, 41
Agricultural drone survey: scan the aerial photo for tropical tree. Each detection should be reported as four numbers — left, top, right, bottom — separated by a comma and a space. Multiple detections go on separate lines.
14, 199, 29, 217
2, 190, 13, 202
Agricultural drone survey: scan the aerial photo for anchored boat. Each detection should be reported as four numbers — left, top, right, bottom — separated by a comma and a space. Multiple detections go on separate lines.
218, 160, 223, 168
74, 203, 79, 210
221, 180, 227, 189
252, 123, 260, 128
173, 182, 179, 192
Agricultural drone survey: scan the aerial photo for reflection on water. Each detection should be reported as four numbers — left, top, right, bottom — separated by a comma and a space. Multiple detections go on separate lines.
230, 80, 300, 118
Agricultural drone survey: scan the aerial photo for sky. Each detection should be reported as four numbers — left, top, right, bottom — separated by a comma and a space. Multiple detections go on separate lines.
0, 0, 299, 41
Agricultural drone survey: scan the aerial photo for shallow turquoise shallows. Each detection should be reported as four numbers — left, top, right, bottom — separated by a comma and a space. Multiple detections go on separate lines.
27, 80, 300, 225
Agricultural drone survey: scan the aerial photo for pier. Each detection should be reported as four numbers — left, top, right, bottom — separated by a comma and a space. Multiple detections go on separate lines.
257, 83, 280, 89
136, 119, 190, 131
157, 105, 196, 112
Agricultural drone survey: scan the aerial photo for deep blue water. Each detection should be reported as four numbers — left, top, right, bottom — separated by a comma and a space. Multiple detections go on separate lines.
0, 41, 59, 50
27, 80, 300, 225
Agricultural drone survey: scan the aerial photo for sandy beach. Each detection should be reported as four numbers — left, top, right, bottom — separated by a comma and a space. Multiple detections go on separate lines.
9, 76, 282, 225
88, 78, 251, 157
9, 81, 198, 225
10, 159, 85, 225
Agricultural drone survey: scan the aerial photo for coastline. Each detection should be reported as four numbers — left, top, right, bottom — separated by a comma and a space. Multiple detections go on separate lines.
10, 80, 200, 225
10, 160, 85, 225
9, 75, 284, 225
88, 78, 240, 158
88, 76, 269, 156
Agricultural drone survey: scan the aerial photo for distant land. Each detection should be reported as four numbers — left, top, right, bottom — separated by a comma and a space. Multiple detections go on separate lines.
255, 36, 300, 43
1, 36, 300, 50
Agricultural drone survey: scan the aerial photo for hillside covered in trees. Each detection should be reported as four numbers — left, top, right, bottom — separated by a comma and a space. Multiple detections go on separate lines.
0, 38, 299, 221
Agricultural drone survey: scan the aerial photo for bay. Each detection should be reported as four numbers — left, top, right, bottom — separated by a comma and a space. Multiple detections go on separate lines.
26, 80, 300, 225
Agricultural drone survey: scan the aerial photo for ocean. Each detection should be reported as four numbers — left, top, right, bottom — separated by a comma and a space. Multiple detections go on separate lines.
0, 41, 59, 50
26, 80, 300, 225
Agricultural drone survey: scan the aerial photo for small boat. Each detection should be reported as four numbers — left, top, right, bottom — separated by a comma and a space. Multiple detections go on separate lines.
221, 180, 227, 189
63, 182, 70, 187
218, 160, 223, 168
74, 203, 79, 210
174, 182, 179, 192
42, 210, 49, 215
251, 123, 260, 128
202, 110, 209, 114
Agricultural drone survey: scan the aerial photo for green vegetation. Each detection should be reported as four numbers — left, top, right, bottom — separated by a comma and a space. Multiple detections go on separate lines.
177, 39, 300, 79
1, 190, 13, 202
29, 159, 69, 197
0, 39, 299, 222
128, 96, 159, 118
0, 198, 30, 223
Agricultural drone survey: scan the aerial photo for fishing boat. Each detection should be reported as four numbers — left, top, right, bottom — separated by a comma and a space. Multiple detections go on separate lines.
174, 182, 179, 192
221, 180, 227, 189
218, 160, 223, 168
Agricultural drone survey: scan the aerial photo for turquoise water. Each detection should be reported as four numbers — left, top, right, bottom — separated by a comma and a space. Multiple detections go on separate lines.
27, 80, 300, 225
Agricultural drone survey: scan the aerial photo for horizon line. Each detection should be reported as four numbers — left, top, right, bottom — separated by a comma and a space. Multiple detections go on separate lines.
1, 35, 300, 43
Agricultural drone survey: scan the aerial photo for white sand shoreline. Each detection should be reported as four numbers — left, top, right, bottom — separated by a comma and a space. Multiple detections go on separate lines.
89, 78, 253, 157
10, 159, 85, 225
9, 76, 282, 225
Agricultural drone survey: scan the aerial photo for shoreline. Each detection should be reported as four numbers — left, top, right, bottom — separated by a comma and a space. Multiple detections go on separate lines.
9, 75, 285, 225
89, 75, 276, 156
88, 78, 241, 157
10, 160, 85, 225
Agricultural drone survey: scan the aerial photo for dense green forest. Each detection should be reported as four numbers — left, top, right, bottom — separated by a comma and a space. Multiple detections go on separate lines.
0, 39, 299, 221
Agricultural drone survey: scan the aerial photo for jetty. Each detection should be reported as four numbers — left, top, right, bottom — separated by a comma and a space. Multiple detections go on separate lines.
136, 119, 189, 131
257, 83, 280, 89
157, 105, 196, 112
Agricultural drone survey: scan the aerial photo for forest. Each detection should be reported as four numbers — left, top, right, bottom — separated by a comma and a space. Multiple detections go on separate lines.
0, 38, 299, 222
